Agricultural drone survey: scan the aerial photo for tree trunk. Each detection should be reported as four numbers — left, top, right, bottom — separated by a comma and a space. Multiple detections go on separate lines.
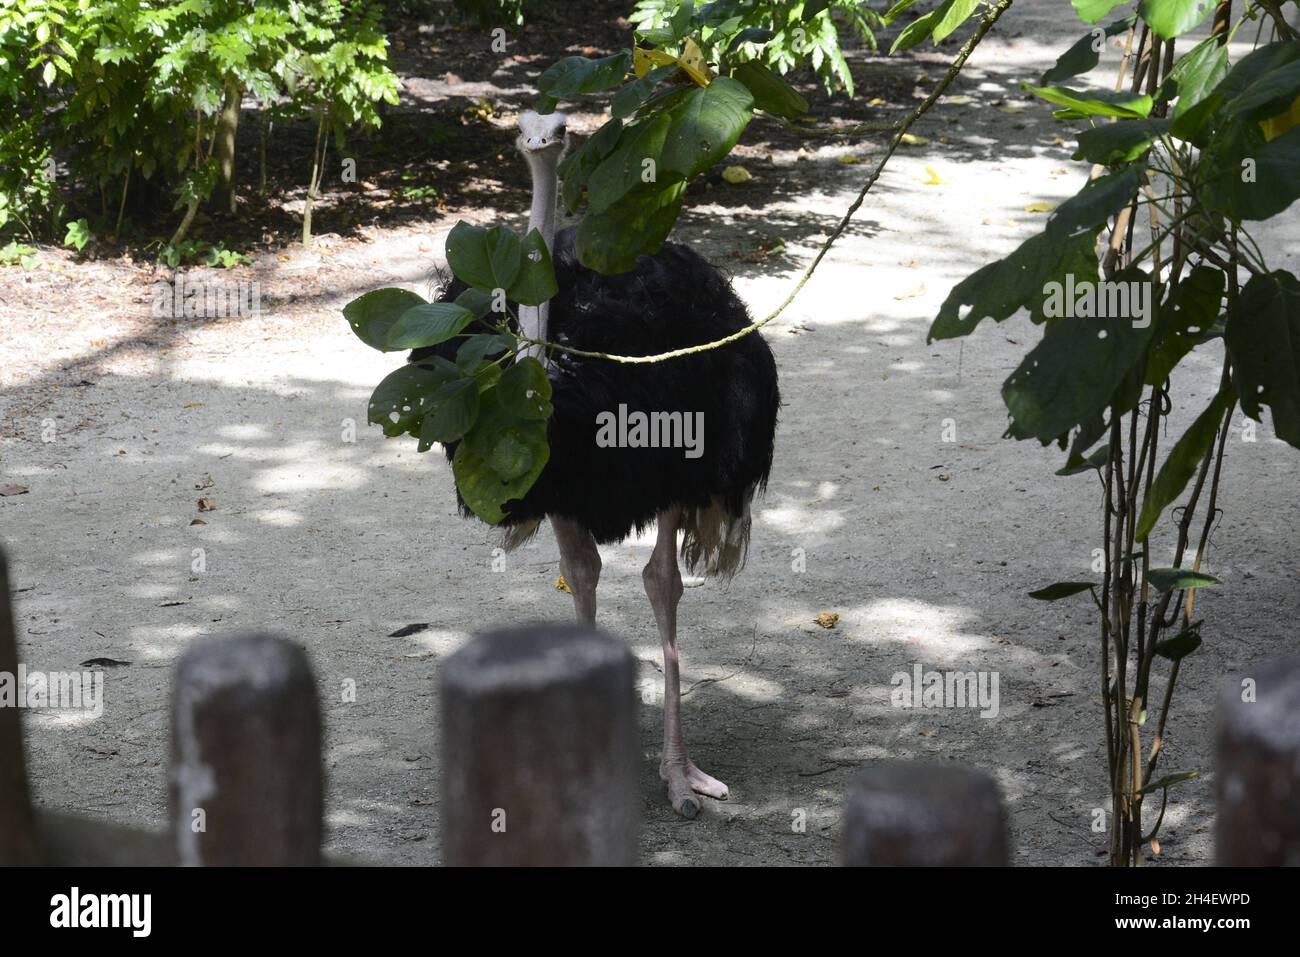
215, 77, 243, 215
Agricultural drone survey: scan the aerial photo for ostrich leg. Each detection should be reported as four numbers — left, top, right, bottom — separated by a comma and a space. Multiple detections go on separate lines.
643, 508, 729, 818
552, 516, 600, 624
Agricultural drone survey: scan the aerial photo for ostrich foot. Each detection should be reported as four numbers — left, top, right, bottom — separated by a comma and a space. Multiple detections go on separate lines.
661, 759, 729, 817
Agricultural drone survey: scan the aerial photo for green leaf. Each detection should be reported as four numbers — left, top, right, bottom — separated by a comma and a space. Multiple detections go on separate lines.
1155, 621, 1203, 661
1135, 385, 1236, 541
453, 392, 551, 524
1137, 0, 1215, 41
1056, 443, 1110, 475
420, 377, 481, 444
576, 180, 687, 274
446, 223, 524, 293
1043, 18, 1136, 85
1074, 118, 1169, 165
63, 218, 91, 251
1219, 43, 1300, 122
455, 288, 496, 318
1003, 268, 1158, 443
883, 0, 924, 25
368, 364, 457, 437
344, 288, 427, 352
509, 229, 559, 306
586, 113, 673, 213
386, 302, 475, 349
1199, 119, 1300, 221
1023, 84, 1154, 118
1145, 266, 1223, 385
731, 61, 809, 120
1044, 166, 1143, 239
1072, 0, 1128, 22
456, 334, 513, 372
1138, 769, 1200, 795
890, 1, 950, 54
660, 76, 755, 179
612, 66, 677, 120
932, 0, 980, 44
1147, 568, 1220, 593
1169, 38, 1229, 119
1226, 270, 1300, 448
538, 53, 632, 97
497, 357, 554, 420
1028, 581, 1096, 600
559, 117, 623, 212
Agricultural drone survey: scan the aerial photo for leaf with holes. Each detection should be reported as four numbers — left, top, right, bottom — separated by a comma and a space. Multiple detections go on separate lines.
497, 357, 553, 420
1226, 270, 1300, 448
344, 288, 427, 352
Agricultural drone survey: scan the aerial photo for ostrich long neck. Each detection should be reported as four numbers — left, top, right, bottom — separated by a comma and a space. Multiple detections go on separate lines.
518, 151, 559, 364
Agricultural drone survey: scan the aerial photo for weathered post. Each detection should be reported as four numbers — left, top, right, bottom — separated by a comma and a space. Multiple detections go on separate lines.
0, 545, 39, 865
170, 633, 322, 866
440, 624, 637, 866
841, 761, 1009, 866
1216, 655, 1300, 865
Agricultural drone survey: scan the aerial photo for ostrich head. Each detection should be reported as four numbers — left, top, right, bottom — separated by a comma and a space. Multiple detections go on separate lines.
516, 109, 568, 161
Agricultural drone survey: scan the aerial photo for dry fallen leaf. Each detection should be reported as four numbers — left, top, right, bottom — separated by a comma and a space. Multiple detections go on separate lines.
920, 165, 943, 185
1150, 838, 1161, 856
867, 97, 887, 107
190, 519, 207, 526
1024, 201, 1058, 213
0, 484, 29, 496
895, 283, 926, 300
836, 154, 862, 165
182, 402, 205, 409
899, 133, 929, 146
943, 95, 974, 105
920, 728, 939, 738
555, 575, 572, 594
814, 611, 840, 630
722, 165, 753, 184
196, 498, 216, 512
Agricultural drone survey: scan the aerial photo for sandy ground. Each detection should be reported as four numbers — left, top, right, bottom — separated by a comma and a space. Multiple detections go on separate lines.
2, 1, 1297, 866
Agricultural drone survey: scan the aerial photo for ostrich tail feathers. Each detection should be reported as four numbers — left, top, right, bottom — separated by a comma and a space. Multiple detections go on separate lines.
680, 488, 754, 581
496, 517, 542, 552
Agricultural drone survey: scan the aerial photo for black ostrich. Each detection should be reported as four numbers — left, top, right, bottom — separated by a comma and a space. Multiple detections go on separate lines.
412, 110, 780, 818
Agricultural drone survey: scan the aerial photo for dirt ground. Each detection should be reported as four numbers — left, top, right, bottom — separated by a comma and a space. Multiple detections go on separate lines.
1, 1, 1297, 866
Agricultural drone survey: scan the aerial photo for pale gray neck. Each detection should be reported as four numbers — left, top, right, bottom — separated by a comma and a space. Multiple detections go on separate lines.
518, 151, 559, 365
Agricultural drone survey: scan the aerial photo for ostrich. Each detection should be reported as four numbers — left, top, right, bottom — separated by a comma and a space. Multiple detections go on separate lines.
413, 110, 779, 818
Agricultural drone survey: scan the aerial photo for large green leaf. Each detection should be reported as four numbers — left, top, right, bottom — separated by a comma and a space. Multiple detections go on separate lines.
1135, 384, 1235, 540
1148, 568, 1219, 592
1198, 119, 1300, 221
576, 180, 688, 274
1043, 17, 1137, 85
1145, 266, 1223, 385
731, 61, 809, 120
446, 223, 523, 292
1072, 0, 1128, 22
497, 357, 553, 420
1226, 270, 1300, 448
659, 76, 754, 179
419, 377, 481, 445
559, 117, 623, 212
585, 113, 673, 213
343, 287, 426, 352
1003, 269, 1159, 443
1137, 0, 1215, 40
385, 302, 475, 349
510, 229, 559, 306
538, 52, 632, 97
367, 364, 457, 438
611, 65, 677, 120
1168, 38, 1229, 119
1045, 166, 1143, 239
1074, 118, 1168, 165
931, 0, 980, 43
1023, 83, 1154, 118
453, 392, 551, 524
890, 1, 950, 54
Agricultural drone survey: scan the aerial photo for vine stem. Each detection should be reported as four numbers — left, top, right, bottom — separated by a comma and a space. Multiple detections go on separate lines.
516, 0, 1016, 365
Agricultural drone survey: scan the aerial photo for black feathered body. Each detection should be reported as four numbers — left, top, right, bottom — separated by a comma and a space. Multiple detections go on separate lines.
412, 227, 779, 564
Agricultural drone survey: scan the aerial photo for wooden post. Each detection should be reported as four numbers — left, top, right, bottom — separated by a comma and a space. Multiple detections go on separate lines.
1216, 655, 1300, 865
0, 545, 39, 865
842, 761, 1009, 866
440, 624, 637, 866
170, 633, 322, 866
